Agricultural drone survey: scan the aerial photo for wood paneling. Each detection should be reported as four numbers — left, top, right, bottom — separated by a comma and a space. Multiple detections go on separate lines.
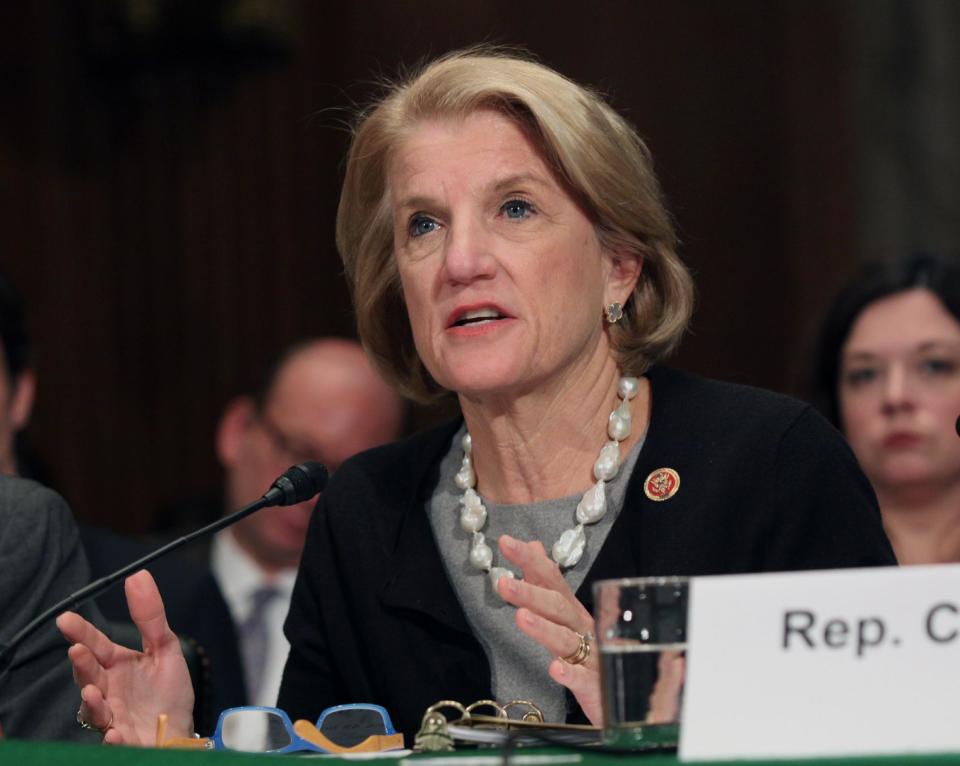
0, 1, 857, 530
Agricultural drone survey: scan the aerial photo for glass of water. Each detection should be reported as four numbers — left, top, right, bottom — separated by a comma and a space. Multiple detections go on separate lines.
593, 576, 688, 749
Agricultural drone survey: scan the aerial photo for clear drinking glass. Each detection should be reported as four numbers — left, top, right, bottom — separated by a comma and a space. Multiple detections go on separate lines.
593, 576, 688, 749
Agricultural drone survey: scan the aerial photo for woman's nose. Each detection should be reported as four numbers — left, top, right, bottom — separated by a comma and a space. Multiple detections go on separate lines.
441, 217, 496, 284
881, 366, 915, 414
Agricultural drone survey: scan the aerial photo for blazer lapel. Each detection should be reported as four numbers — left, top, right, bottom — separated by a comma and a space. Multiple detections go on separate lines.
378, 420, 475, 637
576, 366, 676, 611
379, 501, 474, 636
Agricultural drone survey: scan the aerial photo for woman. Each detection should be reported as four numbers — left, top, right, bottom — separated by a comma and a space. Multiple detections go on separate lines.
811, 254, 960, 565
59, 49, 895, 745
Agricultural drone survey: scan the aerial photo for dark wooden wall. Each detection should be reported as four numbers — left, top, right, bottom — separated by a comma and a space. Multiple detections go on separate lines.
0, 1, 859, 530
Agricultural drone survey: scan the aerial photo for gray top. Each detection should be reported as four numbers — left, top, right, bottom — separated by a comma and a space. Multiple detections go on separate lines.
427, 426, 644, 722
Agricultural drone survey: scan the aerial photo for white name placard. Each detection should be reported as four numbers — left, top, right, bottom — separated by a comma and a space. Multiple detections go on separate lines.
679, 564, 960, 761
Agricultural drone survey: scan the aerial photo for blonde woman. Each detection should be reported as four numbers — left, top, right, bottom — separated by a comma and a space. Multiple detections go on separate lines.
61, 49, 894, 745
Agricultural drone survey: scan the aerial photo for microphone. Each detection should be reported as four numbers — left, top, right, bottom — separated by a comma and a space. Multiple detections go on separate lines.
0, 461, 327, 675
262, 460, 328, 507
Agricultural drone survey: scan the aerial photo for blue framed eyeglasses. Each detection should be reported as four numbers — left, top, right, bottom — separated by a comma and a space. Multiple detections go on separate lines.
209, 703, 403, 754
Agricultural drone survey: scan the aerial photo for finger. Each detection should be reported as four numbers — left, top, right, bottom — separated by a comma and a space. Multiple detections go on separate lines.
124, 571, 177, 654
499, 576, 591, 635
80, 683, 114, 732
515, 607, 597, 668
549, 659, 603, 725
647, 653, 685, 723
499, 537, 594, 623
57, 612, 122, 669
56, 611, 86, 643
103, 728, 126, 746
69, 643, 109, 691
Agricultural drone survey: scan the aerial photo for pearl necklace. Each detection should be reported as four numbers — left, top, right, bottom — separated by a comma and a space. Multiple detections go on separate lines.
456, 376, 640, 594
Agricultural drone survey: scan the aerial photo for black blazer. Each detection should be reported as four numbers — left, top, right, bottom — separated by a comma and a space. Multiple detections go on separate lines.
278, 366, 896, 742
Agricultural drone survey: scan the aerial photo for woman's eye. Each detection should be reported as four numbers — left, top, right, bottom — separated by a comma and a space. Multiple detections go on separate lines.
919, 358, 957, 376
844, 368, 879, 387
500, 198, 534, 220
409, 215, 439, 238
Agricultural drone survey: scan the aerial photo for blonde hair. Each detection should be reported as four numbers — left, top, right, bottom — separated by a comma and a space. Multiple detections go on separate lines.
337, 48, 694, 402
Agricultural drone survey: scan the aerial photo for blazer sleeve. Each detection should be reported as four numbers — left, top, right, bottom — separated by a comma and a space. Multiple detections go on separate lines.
759, 407, 898, 571
0, 480, 101, 742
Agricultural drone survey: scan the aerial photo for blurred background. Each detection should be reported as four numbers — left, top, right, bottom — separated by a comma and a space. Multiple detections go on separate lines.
1, 0, 957, 532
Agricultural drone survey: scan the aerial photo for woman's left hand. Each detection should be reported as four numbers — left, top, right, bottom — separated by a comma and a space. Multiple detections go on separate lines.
496, 534, 602, 725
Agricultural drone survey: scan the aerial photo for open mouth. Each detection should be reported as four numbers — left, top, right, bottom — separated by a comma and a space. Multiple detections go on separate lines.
449, 307, 509, 328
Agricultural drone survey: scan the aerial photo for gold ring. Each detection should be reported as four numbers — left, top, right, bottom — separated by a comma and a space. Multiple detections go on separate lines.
560, 631, 592, 665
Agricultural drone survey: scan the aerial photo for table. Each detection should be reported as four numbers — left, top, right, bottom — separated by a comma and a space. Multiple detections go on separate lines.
4, 740, 960, 766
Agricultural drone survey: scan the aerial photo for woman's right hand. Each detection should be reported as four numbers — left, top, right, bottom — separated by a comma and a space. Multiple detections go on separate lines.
56, 569, 195, 746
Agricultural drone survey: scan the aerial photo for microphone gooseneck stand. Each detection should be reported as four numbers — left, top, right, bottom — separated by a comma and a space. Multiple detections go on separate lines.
0, 461, 328, 675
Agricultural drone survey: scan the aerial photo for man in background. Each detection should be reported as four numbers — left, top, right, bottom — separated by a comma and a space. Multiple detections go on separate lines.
2, 267, 405, 714
205, 338, 404, 706
91, 338, 405, 711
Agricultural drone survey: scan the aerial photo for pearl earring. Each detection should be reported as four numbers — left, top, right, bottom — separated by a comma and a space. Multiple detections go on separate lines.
605, 302, 624, 324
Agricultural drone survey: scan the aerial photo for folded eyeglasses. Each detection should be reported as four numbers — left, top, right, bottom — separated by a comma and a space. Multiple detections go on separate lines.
157, 703, 404, 753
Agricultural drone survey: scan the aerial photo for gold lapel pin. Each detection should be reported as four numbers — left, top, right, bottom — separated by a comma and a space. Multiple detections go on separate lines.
644, 468, 680, 501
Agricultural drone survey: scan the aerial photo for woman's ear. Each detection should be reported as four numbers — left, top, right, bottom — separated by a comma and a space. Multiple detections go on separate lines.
9, 369, 35, 431
604, 247, 644, 306
215, 396, 256, 469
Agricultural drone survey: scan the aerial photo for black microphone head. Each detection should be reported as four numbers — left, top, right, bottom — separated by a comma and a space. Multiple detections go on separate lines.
956, 415, 960, 438
265, 461, 328, 507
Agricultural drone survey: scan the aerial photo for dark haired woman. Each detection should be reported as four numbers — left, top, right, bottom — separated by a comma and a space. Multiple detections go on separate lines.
811, 254, 960, 564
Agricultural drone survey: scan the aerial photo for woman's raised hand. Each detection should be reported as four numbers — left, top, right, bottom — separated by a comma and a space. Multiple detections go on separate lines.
56, 569, 195, 745
496, 535, 602, 724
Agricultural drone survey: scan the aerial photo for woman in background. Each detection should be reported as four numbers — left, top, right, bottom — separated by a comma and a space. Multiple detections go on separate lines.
812, 254, 960, 564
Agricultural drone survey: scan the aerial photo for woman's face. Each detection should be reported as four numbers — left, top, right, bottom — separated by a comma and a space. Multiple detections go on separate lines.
388, 110, 638, 399
839, 288, 960, 493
